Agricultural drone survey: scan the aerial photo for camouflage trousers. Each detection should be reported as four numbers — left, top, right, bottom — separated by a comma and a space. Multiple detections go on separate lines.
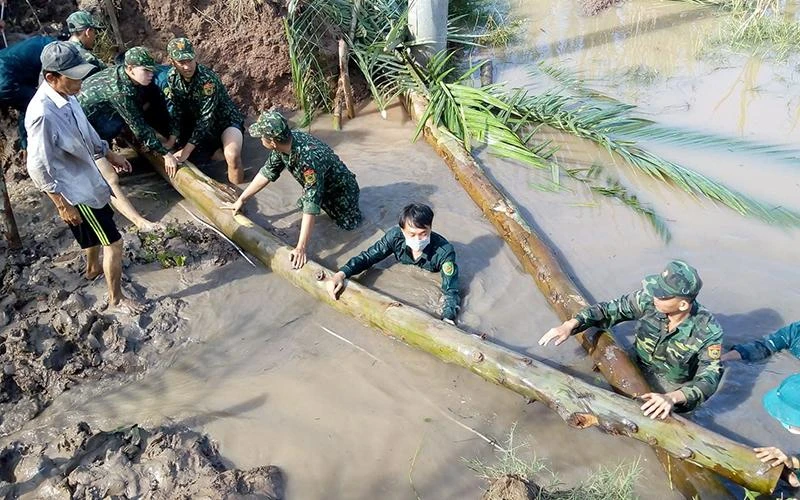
302, 171, 362, 230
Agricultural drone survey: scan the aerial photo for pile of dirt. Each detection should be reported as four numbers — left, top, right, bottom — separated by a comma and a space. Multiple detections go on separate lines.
0, 0, 76, 38
0, 422, 284, 499
101, 0, 295, 115
481, 475, 541, 500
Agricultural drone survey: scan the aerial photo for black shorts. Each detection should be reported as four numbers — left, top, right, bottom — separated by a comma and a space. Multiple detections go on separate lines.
70, 204, 121, 249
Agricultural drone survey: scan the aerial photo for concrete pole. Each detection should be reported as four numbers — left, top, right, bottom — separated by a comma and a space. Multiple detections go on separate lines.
407, 0, 448, 62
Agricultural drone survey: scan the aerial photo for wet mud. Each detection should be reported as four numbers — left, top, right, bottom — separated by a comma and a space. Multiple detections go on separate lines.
0, 422, 283, 499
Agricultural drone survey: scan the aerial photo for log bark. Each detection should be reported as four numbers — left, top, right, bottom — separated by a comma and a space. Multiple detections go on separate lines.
102, 0, 124, 49
340, 39, 355, 119
141, 151, 779, 494
403, 92, 780, 496
0, 170, 21, 250
333, 39, 355, 131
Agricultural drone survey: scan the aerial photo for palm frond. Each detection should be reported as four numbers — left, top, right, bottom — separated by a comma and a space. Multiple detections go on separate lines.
510, 91, 800, 227
624, 124, 800, 163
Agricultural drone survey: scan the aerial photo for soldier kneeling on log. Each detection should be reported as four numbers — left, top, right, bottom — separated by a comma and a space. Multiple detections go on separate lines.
222, 110, 363, 270
539, 260, 723, 420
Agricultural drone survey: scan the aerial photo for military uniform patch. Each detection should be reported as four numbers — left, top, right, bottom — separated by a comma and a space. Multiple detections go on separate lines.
442, 261, 455, 276
707, 344, 721, 360
203, 81, 215, 96
303, 168, 316, 185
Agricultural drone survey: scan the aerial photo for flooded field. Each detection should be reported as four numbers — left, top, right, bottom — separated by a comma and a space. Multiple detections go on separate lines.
5, 0, 800, 498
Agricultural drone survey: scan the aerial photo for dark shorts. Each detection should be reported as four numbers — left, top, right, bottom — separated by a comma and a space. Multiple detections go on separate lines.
70, 204, 121, 249
179, 120, 244, 164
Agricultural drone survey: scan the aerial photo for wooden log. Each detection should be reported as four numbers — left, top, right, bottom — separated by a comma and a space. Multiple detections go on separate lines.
102, 0, 124, 49
333, 39, 355, 131
340, 39, 355, 119
0, 171, 21, 250
403, 92, 779, 496
140, 150, 779, 494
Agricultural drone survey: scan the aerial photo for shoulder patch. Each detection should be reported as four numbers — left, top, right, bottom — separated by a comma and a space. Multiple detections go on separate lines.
303, 168, 317, 185
707, 344, 721, 360
442, 261, 455, 276
202, 81, 215, 96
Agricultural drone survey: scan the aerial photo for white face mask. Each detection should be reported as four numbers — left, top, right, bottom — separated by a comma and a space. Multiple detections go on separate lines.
784, 423, 800, 435
405, 235, 430, 252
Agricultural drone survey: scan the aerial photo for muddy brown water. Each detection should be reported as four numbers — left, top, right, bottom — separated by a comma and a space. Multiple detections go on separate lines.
7, 0, 800, 498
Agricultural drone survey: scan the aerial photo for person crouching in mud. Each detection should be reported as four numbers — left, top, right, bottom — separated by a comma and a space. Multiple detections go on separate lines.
327, 203, 460, 324
222, 110, 363, 270
755, 374, 800, 492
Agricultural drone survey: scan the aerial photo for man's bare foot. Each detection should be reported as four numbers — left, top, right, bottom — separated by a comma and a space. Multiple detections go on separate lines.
107, 297, 147, 316
136, 220, 164, 232
85, 268, 103, 281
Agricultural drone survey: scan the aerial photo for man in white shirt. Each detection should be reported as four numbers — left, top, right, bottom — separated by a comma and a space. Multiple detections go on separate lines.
26, 41, 145, 315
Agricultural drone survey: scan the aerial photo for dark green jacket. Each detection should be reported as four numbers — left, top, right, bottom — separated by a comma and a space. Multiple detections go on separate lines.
164, 63, 243, 145
574, 286, 724, 410
78, 65, 168, 154
339, 226, 460, 320
732, 321, 800, 362
259, 131, 357, 216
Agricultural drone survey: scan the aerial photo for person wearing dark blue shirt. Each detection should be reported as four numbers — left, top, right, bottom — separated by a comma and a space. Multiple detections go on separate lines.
0, 35, 56, 149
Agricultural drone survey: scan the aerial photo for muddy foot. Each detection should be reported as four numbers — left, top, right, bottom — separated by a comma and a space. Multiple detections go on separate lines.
106, 297, 147, 316
85, 269, 103, 281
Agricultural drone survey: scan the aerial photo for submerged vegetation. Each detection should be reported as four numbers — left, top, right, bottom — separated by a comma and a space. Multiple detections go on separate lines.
679, 0, 800, 59
465, 425, 642, 500
284, 0, 800, 242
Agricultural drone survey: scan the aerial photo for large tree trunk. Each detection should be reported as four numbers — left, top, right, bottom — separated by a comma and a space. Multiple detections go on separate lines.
141, 152, 779, 494
403, 92, 779, 496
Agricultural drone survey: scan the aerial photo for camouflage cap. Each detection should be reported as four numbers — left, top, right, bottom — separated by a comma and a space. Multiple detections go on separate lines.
167, 37, 195, 61
763, 374, 800, 428
124, 47, 156, 71
66, 10, 104, 32
249, 110, 291, 141
643, 260, 702, 299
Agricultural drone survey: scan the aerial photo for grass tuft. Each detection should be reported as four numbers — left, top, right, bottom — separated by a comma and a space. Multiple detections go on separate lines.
464, 425, 643, 500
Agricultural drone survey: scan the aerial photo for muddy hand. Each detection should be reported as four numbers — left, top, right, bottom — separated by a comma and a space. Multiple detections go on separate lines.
754, 447, 792, 468
220, 199, 243, 215
57, 204, 82, 226
327, 271, 346, 300
163, 152, 179, 178
290, 246, 307, 269
108, 151, 132, 173
640, 393, 673, 420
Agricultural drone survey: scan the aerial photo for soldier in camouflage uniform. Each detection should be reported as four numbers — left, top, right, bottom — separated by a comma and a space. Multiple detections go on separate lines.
222, 110, 362, 269
163, 37, 244, 184
66, 11, 106, 76
722, 321, 800, 362
78, 47, 179, 231
540, 260, 724, 419
327, 203, 460, 323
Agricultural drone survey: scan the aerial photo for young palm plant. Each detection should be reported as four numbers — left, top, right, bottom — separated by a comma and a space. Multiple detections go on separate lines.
285, 0, 800, 242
